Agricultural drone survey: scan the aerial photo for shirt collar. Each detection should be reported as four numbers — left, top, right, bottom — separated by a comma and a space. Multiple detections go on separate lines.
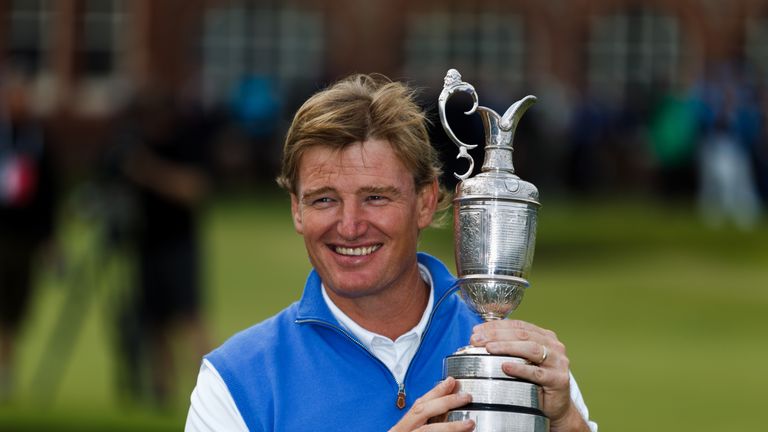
321, 263, 435, 349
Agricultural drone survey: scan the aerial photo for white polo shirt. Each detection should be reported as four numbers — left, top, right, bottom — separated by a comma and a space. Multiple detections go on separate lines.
320, 263, 435, 383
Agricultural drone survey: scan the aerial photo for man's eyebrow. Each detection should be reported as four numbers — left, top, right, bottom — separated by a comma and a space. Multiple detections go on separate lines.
359, 186, 401, 197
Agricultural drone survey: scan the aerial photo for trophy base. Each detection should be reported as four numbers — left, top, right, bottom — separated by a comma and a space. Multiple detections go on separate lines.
442, 346, 547, 431
446, 410, 549, 432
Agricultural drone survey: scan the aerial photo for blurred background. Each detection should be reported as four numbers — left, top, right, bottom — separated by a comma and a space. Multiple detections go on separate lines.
0, 0, 767, 430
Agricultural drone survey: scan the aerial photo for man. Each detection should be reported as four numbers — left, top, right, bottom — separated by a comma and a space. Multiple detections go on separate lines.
120, 92, 212, 405
186, 74, 597, 431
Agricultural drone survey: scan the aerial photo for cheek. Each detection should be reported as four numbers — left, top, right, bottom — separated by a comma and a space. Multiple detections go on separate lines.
381, 208, 421, 240
299, 210, 335, 239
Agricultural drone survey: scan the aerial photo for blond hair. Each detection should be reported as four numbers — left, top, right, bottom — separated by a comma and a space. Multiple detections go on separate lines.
277, 74, 449, 213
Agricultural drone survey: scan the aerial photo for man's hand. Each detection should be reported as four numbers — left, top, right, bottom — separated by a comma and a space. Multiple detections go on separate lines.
470, 320, 590, 432
388, 377, 475, 432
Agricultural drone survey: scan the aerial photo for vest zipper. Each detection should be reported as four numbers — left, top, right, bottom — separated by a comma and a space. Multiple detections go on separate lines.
396, 382, 406, 409
396, 285, 459, 405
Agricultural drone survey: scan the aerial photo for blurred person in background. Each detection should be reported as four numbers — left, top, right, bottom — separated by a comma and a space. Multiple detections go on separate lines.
693, 63, 762, 229
757, 89, 768, 205
565, 88, 608, 194
229, 75, 281, 183
186, 74, 597, 431
647, 79, 698, 199
120, 91, 212, 407
0, 68, 57, 402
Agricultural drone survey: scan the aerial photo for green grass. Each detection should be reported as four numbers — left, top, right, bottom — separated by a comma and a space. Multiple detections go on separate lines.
2, 193, 767, 430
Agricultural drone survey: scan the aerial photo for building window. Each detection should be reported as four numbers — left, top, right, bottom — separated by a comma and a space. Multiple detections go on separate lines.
201, 0, 326, 105
588, 10, 680, 96
6, 0, 54, 75
78, 0, 126, 77
404, 6, 525, 95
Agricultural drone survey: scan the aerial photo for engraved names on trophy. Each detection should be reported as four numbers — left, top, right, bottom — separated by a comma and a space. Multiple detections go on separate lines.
458, 210, 485, 269
444, 354, 527, 380
459, 205, 535, 277
487, 205, 536, 275
454, 379, 541, 409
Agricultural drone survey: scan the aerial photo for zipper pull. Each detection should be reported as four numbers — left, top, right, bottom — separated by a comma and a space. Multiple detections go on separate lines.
396, 383, 406, 409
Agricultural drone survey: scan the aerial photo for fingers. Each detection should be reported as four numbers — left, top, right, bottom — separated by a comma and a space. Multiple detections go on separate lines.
409, 377, 471, 422
470, 321, 565, 365
467, 320, 575, 424
479, 340, 550, 366
417, 375, 460, 403
499, 358, 571, 390
472, 320, 557, 345
414, 419, 475, 432
390, 377, 474, 432
498, 359, 573, 422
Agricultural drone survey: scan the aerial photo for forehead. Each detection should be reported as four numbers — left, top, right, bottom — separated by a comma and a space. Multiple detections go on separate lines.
296, 139, 414, 193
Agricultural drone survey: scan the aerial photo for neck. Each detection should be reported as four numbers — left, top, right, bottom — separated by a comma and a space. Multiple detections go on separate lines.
325, 265, 430, 341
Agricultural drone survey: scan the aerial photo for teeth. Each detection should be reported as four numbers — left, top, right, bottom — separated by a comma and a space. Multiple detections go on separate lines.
335, 245, 381, 256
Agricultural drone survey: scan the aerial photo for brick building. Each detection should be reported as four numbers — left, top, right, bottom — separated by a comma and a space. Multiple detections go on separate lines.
2, 0, 768, 180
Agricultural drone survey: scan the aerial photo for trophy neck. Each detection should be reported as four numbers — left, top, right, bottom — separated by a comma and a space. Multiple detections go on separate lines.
477, 107, 516, 175
481, 146, 516, 175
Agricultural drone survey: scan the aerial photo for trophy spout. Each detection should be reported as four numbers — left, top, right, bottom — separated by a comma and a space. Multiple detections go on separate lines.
500, 95, 537, 133
477, 95, 537, 175
476, 106, 515, 175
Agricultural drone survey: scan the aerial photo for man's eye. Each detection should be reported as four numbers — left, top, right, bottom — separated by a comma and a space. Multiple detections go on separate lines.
311, 197, 335, 207
366, 195, 388, 203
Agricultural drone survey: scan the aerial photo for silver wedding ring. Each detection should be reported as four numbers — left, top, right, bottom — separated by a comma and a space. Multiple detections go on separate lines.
539, 345, 548, 365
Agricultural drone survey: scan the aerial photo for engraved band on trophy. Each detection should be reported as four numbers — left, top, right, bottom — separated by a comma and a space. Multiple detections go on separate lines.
438, 69, 547, 431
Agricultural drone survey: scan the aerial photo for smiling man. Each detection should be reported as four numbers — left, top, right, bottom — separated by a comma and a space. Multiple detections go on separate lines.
185, 75, 597, 432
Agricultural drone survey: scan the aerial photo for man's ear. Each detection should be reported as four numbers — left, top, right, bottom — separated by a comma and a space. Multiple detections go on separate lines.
416, 179, 439, 230
290, 193, 303, 234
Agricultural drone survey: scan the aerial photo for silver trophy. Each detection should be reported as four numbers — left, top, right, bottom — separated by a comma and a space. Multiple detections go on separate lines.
438, 69, 547, 431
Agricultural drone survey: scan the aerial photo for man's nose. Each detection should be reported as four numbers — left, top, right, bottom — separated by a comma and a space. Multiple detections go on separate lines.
337, 202, 367, 240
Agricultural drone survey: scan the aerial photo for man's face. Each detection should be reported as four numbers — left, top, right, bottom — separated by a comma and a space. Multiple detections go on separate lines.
291, 138, 438, 301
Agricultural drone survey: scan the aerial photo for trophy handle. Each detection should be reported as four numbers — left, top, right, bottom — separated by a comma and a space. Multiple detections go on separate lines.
439, 69, 479, 181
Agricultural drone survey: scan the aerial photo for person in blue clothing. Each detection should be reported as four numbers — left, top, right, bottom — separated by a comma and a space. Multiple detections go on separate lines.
186, 74, 597, 432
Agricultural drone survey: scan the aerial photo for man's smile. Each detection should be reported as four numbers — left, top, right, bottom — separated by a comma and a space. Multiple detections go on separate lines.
332, 244, 382, 256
